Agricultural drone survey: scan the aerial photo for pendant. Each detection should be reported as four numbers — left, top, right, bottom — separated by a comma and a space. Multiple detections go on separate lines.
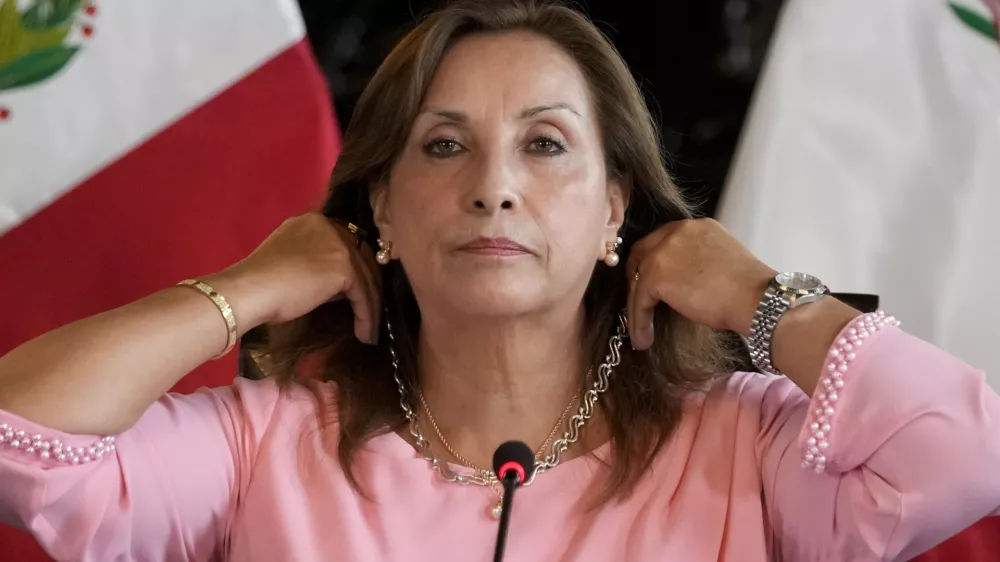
490, 498, 503, 519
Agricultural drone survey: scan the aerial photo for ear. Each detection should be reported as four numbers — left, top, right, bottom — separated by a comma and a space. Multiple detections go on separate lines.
369, 181, 392, 238
601, 176, 628, 257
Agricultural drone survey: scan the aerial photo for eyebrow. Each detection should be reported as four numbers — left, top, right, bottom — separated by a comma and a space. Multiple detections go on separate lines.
419, 102, 582, 122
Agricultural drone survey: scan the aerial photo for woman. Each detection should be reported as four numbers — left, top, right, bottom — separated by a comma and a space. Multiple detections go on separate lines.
1, 0, 998, 560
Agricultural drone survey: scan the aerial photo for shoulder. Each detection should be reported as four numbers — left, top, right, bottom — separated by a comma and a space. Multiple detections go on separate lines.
691, 371, 810, 426
184, 377, 338, 437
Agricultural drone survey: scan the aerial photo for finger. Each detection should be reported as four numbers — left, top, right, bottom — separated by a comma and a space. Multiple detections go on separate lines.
629, 275, 659, 350
625, 237, 657, 346
338, 266, 377, 345
625, 259, 640, 346
350, 248, 382, 344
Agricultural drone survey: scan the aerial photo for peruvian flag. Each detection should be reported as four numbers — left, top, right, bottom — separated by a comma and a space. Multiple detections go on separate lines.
0, 0, 339, 559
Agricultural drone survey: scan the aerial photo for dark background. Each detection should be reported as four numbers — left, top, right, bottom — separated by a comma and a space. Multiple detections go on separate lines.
294, 0, 785, 216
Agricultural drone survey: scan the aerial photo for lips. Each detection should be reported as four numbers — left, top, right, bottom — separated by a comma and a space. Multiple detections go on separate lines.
457, 237, 532, 256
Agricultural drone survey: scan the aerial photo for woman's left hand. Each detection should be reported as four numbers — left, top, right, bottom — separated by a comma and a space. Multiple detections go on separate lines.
625, 218, 776, 349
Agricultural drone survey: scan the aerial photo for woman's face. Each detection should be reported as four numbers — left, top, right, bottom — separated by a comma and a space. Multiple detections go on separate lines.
373, 30, 625, 318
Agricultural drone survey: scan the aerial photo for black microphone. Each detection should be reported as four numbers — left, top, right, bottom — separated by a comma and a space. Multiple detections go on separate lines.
492, 440, 534, 562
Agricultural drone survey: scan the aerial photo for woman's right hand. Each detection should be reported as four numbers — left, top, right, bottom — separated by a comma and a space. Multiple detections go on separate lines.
210, 213, 382, 344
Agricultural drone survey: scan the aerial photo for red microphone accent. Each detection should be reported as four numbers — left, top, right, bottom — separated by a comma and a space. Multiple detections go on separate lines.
496, 460, 527, 483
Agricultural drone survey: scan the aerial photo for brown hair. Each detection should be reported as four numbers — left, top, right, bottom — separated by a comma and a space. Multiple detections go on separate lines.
260, 0, 746, 504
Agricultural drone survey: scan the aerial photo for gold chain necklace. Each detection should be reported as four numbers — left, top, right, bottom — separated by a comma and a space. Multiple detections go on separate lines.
417, 375, 584, 471
417, 379, 583, 517
388, 310, 630, 518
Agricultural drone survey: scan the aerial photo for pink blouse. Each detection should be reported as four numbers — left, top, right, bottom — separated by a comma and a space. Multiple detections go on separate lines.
1, 316, 999, 561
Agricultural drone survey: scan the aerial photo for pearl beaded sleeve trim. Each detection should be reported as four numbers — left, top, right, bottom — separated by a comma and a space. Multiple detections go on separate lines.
0, 423, 115, 465
801, 310, 900, 474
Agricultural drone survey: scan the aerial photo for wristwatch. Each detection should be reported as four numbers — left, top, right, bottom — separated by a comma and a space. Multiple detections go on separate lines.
748, 272, 830, 376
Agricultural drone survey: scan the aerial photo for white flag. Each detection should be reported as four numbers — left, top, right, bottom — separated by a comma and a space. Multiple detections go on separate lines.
718, 0, 1000, 388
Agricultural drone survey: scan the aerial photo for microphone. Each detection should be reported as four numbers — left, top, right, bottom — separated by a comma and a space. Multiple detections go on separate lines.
492, 441, 534, 562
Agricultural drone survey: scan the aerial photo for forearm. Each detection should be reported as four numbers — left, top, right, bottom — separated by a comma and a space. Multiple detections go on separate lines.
0, 270, 266, 435
769, 297, 861, 395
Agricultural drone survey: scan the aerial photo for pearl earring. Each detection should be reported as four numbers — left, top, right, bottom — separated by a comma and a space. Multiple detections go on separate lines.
604, 236, 623, 267
376, 239, 393, 265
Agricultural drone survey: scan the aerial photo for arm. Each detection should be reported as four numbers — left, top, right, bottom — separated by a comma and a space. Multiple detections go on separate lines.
0, 377, 280, 561
756, 314, 1000, 561
0, 214, 377, 436
0, 214, 377, 558
0, 271, 265, 435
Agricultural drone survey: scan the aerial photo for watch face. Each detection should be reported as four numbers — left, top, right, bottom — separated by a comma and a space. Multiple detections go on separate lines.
776, 272, 822, 291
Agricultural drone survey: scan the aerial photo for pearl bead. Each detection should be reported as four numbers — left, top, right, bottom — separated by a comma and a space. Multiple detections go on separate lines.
491, 504, 503, 519
604, 252, 620, 267
800, 310, 902, 472
0, 423, 116, 466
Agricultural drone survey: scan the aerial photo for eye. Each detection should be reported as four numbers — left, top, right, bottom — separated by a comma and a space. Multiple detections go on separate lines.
423, 138, 464, 158
528, 134, 567, 155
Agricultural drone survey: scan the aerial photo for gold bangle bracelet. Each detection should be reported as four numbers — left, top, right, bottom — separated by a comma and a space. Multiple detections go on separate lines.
177, 279, 238, 359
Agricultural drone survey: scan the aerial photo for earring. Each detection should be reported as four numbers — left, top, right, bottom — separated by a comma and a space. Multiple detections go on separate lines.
376, 239, 393, 265
604, 236, 623, 267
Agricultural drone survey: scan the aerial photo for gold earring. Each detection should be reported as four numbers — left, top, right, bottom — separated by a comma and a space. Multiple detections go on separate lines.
376, 239, 393, 265
604, 236, 623, 267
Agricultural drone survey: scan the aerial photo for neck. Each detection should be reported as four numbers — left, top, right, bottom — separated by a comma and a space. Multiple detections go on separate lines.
415, 304, 590, 470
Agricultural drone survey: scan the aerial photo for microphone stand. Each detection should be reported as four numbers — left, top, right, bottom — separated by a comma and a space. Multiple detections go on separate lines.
493, 471, 519, 562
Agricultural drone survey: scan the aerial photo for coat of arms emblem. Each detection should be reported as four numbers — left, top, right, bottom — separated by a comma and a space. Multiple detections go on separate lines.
0, 0, 98, 121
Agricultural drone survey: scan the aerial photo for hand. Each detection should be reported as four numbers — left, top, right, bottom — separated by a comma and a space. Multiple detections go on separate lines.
625, 218, 775, 349
208, 213, 381, 344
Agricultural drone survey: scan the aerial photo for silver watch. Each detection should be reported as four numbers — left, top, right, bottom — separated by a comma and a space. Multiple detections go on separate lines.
748, 272, 829, 376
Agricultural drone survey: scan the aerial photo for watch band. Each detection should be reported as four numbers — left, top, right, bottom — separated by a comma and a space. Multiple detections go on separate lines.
748, 284, 789, 376
748, 274, 829, 376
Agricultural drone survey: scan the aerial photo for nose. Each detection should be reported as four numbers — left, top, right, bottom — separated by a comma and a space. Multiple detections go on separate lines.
462, 152, 522, 215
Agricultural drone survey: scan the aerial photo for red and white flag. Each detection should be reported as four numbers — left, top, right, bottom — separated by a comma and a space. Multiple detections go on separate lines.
0, 1, 339, 558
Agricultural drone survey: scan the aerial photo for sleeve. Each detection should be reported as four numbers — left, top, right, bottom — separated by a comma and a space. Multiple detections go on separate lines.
755, 311, 1000, 562
0, 377, 283, 562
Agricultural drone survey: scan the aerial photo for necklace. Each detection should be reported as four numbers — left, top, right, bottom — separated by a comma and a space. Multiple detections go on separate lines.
387, 310, 629, 518
417, 376, 583, 471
